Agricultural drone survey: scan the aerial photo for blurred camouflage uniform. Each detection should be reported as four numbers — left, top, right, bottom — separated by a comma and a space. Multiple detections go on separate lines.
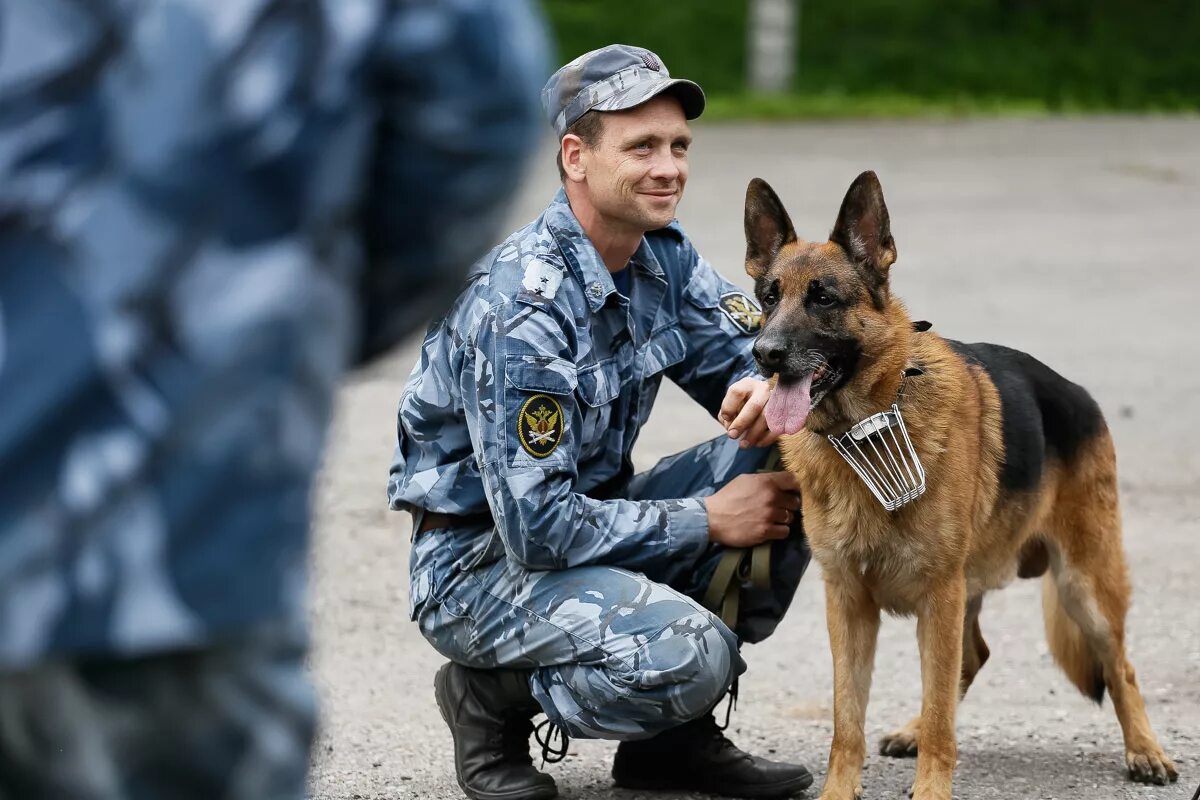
390, 186, 811, 740
0, 0, 547, 796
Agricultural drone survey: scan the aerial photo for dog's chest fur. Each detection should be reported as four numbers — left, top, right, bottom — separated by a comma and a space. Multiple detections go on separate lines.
780, 339, 1006, 614
786, 435, 954, 614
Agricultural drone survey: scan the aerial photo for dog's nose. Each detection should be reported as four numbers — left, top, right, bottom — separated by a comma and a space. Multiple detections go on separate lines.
753, 339, 787, 373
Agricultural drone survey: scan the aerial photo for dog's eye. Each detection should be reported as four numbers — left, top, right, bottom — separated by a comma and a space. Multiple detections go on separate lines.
805, 280, 840, 309
811, 290, 838, 308
761, 280, 781, 309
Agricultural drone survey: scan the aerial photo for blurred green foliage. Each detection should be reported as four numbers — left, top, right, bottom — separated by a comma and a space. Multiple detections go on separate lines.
542, 2, 748, 94
541, 0, 1200, 117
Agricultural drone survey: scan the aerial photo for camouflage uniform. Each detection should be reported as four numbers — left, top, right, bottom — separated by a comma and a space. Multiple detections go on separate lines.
0, 0, 548, 796
390, 189, 811, 741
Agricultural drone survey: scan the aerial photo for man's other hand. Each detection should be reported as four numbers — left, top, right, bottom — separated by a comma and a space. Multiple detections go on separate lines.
718, 378, 779, 449
705, 472, 801, 548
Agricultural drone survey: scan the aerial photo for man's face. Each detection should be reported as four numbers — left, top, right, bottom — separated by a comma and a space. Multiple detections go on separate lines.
574, 95, 691, 232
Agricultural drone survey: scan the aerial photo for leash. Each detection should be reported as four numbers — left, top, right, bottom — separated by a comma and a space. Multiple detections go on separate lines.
701, 448, 782, 630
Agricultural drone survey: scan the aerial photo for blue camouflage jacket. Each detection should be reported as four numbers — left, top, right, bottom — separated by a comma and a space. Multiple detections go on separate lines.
0, 0, 547, 667
389, 189, 764, 578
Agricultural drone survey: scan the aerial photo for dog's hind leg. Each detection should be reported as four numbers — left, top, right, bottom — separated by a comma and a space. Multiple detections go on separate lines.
879, 594, 988, 759
1044, 436, 1178, 786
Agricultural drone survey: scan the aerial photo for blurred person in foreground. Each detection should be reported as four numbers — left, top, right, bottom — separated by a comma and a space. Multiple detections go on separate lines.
390, 45, 814, 800
0, 1, 547, 797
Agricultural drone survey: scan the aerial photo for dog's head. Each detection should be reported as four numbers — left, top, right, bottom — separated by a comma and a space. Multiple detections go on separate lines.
744, 171, 908, 435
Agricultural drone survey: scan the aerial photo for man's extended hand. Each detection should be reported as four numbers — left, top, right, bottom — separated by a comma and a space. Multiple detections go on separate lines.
705, 472, 801, 548
718, 377, 779, 449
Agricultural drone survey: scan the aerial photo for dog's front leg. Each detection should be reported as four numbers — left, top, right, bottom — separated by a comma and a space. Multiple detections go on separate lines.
911, 574, 966, 800
820, 575, 880, 800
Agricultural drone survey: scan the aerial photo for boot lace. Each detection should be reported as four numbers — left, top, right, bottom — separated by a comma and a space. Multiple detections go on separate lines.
704, 679, 750, 761
716, 676, 739, 731
533, 718, 570, 765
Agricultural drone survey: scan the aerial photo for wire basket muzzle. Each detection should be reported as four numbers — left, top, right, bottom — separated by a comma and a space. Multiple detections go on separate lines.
827, 403, 926, 511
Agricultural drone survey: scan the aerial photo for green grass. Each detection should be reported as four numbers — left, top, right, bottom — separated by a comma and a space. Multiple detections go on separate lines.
541, 0, 1200, 120
701, 91, 1054, 121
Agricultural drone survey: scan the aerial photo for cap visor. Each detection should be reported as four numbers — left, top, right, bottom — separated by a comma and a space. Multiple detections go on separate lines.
592, 77, 706, 120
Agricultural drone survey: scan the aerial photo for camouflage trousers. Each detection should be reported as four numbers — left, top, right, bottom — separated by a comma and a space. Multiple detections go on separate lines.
410, 434, 811, 741
0, 630, 314, 800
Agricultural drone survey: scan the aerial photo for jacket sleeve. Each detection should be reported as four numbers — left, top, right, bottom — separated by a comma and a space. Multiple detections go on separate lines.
668, 237, 764, 417
355, 0, 549, 364
461, 300, 711, 578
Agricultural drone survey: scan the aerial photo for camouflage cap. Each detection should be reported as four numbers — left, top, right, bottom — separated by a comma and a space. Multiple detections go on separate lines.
543, 44, 705, 138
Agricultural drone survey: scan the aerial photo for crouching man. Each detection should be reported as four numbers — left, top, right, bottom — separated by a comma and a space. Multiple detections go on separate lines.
389, 44, 814, 800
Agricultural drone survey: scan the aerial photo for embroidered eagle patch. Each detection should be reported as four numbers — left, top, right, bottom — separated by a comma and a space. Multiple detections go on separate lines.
517, 394, 564, 458
718, 292, 763, 334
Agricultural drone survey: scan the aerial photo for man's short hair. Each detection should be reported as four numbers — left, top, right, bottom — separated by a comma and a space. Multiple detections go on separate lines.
556, 110, 604, 181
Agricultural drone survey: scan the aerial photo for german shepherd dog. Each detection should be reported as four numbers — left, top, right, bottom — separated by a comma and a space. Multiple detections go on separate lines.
744, 172, 1179, 799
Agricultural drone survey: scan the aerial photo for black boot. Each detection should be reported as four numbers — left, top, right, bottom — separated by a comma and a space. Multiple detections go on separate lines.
612, 712, 813, 798
434, 662, 559, 800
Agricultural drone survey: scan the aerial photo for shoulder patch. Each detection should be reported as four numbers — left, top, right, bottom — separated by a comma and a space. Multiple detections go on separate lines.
517, 394, 565, 458
718, 292, 763, 334
521, 258, 563, 300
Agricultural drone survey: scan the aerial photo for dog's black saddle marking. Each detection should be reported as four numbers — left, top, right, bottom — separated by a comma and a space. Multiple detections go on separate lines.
946, 340, 1105, 492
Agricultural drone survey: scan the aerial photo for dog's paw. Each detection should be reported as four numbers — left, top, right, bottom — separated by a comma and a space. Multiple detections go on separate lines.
818, 782, 863, 800
1126, 744, 1178, 785
909, 776, 953, 800
879, 725, 920, 758
910, 787, 951, 800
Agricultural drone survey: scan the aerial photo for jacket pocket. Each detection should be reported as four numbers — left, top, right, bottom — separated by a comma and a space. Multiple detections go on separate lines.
576, 357, 621, 459
640, 326, 688, 378
504, 354, 578, 395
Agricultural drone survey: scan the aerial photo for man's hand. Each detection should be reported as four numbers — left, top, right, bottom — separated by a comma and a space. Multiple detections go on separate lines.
705, 472, 802, 548
718, 377, 779, 449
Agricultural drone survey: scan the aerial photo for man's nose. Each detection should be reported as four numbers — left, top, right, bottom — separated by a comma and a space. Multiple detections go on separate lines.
648, 149, 680, 181
753, 337, 788, 373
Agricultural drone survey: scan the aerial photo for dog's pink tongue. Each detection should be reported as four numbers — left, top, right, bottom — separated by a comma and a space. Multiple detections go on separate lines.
765, 374, 814, 435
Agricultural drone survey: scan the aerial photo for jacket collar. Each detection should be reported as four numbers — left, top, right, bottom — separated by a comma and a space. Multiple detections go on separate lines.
544, 188, 667, 312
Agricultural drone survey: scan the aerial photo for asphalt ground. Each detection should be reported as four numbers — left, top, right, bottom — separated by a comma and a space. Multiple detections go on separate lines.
308, 117, 1200, 800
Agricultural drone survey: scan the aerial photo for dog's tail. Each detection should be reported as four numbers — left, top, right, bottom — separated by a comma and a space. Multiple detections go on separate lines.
1041, 572, 1106, 704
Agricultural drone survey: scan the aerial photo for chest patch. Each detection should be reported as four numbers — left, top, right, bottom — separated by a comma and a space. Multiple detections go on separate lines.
719, 292, 763, 334
517, 394, 565, 458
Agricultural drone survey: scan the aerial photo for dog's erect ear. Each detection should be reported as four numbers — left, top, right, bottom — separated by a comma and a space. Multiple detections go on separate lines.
744, 178, 797, 279
830, 171, 897, 280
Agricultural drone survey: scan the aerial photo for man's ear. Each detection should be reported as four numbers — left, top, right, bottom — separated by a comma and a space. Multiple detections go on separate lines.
830, 170, 897, 280
744, 178, 797, 279
561, 134, 586, 183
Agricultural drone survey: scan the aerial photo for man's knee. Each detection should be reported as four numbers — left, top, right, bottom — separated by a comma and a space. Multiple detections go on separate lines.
546, 605, 743, 740
631, 609, 740, 719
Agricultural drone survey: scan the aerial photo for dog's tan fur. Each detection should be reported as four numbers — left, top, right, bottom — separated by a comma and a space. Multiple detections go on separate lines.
743, 173, 1177, 799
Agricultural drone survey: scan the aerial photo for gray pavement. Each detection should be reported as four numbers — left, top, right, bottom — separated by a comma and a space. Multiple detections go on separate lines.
308, 117, 1200, 800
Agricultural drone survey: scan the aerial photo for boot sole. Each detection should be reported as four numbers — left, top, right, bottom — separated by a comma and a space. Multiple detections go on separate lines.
613, 770, 813, 799
434, 665, 559, 800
